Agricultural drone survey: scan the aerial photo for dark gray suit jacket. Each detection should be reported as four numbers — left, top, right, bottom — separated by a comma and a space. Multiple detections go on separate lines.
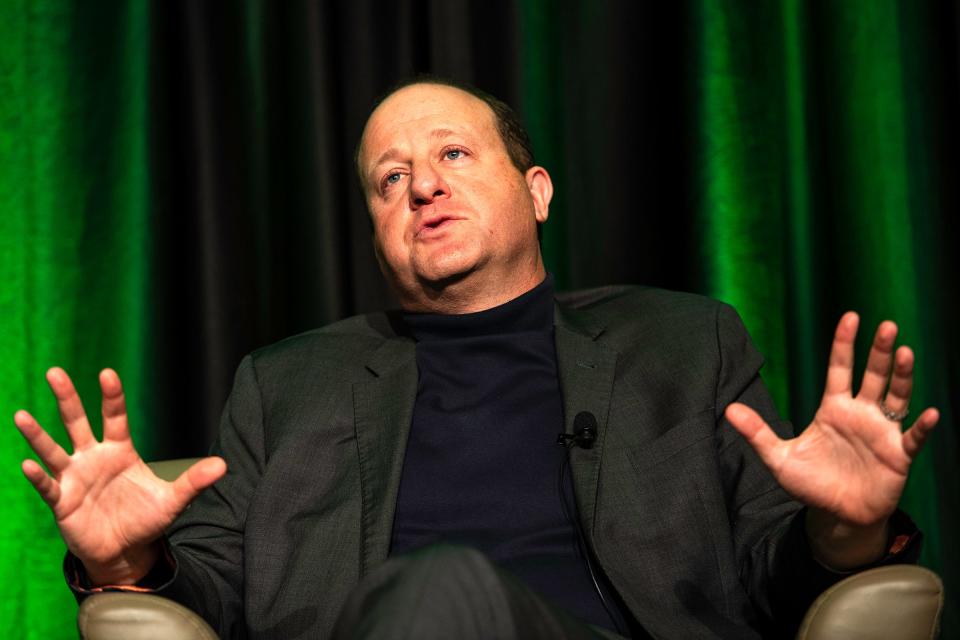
156, 286, 862, 638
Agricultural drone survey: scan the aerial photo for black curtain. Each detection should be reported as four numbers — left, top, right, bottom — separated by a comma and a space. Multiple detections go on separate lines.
147, 0, 959, 456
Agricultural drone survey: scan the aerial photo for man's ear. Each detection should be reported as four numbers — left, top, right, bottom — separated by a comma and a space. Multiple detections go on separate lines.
525, 166, 553, 224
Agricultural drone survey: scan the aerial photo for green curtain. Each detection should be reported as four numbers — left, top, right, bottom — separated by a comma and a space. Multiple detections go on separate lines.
0, 2, 152, 637
680, 0, 950, 576
0, 1, 955, 637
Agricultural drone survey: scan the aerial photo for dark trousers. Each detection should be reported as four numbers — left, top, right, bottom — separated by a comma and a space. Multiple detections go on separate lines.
331, 546, 624, 640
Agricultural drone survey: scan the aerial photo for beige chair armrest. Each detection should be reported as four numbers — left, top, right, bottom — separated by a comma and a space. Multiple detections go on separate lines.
78, 592, 217, 640
797, 565, 944, 640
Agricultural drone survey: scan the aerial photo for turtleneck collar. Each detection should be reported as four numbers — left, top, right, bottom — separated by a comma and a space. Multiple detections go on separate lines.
400, 274, 555, 342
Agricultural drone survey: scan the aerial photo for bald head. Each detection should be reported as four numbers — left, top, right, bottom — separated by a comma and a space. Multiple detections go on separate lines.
357, 79, 534, 189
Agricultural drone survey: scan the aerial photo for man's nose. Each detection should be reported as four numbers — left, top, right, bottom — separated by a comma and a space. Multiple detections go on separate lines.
409, 164, 450, 207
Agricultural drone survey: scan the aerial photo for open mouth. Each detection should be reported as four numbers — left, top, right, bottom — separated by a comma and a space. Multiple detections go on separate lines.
418, 216, 457, 236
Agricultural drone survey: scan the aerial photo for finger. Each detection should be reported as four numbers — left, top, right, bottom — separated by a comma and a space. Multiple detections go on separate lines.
725, 403, 787, 472
902, 407, 938, 459
46, 367, 96, 450
13, 410, 72, 475
170, 457, 227, 508
883, 346, 914, 416
21, 458, 62, 507
100, 369, 131, 442
857, 321, 897, 401
824, 312, 859, 397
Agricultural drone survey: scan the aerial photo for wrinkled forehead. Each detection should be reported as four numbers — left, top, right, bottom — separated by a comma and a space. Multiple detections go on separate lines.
358, 84, 498, 167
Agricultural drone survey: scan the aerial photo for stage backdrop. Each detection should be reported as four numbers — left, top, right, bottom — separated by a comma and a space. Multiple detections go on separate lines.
1, 1, 957, 637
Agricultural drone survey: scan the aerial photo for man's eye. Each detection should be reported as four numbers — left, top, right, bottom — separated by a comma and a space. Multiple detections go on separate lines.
444, 148, 464, 160
385, 173, 402, 186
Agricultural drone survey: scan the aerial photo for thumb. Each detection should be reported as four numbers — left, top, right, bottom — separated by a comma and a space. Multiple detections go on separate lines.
725, 403, 785, 471
170, 456, 227, 507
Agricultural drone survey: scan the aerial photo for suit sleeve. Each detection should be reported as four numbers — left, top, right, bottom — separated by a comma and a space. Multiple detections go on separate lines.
711, 303, 920, 637
155, 354, 266, 637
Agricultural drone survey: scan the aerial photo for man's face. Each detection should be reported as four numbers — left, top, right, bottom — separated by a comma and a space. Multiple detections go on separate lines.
358, 84, 550, 307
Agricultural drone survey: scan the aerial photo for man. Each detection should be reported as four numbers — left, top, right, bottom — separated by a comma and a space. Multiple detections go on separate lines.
16, 79, 939, 638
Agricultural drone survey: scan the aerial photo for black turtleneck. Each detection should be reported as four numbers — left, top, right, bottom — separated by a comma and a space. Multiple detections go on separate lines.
390, 275, 627, 634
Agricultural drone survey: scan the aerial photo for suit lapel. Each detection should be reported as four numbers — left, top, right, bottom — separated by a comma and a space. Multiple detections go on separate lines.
353, 336, 417, 576
554, 302, 618, 541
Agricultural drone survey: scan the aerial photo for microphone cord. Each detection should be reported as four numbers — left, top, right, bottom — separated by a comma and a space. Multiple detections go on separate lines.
557, 442, 627, 637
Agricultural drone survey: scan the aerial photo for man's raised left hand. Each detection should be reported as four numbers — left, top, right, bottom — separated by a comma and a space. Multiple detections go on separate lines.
725, 312, 939, 569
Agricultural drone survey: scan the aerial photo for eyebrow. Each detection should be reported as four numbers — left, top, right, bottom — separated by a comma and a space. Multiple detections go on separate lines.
369, 128, 462, 176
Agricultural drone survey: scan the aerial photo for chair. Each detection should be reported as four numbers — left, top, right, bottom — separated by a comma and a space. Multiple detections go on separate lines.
77, 459, 945, 639
796, 564, 943, 640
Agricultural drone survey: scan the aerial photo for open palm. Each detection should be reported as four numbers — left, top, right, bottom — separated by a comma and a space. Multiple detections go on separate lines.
15, 367, 225, 584
726, 312, 939, 528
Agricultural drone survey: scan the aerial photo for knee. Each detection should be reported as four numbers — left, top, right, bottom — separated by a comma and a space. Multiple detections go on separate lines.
333, 545, 512, 640
394, 544, 499, 596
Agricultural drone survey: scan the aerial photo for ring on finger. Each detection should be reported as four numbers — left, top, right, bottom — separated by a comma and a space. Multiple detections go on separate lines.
879, 399, 909, 422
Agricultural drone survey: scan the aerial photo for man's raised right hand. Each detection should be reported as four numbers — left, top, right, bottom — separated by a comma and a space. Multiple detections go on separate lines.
14, 367, 226, 586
